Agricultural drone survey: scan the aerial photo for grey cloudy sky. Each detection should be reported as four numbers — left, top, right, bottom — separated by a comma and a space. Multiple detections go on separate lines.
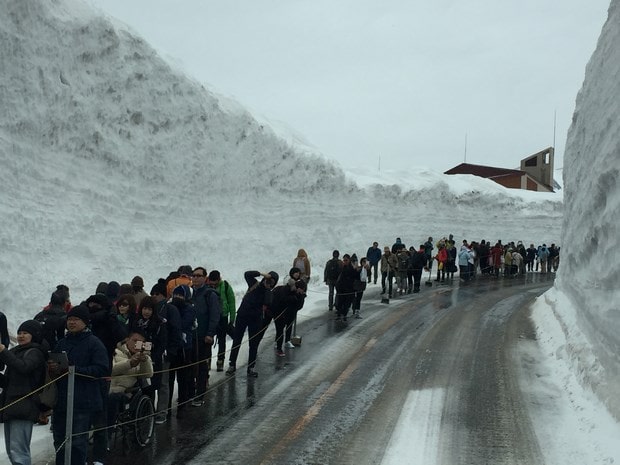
87, 0, 609, 174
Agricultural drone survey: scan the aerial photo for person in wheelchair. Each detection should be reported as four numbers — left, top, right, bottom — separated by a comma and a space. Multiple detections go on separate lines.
107, 331, 153, 439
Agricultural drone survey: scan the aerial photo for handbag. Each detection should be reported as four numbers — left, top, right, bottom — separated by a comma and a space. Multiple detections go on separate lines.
37, 369, 58, 410
352, 280, 366, 292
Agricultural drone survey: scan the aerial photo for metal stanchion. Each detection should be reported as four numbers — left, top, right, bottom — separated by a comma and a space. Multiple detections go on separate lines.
64, 365, 75, 465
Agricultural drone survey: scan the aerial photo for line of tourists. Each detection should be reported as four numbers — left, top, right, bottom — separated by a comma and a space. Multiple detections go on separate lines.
323, 237, 560, 318
0, 257, 309, 465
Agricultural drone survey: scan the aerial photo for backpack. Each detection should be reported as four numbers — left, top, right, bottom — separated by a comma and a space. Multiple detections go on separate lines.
397, 253, 409, 271
34, 310, 66, 348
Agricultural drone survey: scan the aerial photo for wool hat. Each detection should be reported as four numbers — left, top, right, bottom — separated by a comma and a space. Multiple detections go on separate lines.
86, 293, 111, 310
67, 304, 91, 324
18, 320, 43, 344
131, 276, 144, 287
150, 279, 167, 297
106, 281, 121, 301
172, 284, 192, 301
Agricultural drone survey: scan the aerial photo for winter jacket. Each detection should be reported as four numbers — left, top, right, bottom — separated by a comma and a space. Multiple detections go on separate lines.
86, 296, 128, 368
458, 247, 471, 267
155, 300, 182, 357
131, 316, 167, 369
293, 249, 311, 280
366, 246, 382, 266
380, 253, 398, 273
409, 250, 428, 270
34, 304, 67, 348
109, 342, 153, 395
176, 301, 197, 351
324, 258, 342, 284
192, 285, 221, 340
214, 280, 236, 324
435, 247, 448, 265
237, 271, 273, 319
0, 342, 46, 422
0, 312, 9, 347
336, 263, 358, 294
53, 329, 110, 412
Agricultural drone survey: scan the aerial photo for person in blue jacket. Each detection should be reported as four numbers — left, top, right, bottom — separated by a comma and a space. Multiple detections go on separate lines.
365, 242, 382, 285
48, 304, 109, 465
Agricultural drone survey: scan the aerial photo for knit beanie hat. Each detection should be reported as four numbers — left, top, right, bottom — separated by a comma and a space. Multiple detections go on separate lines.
106, 281, 121, 301
150, 279, 167, 297
18, 320, 43, 344
67, 304, 91, 324
172, 284, 192, 301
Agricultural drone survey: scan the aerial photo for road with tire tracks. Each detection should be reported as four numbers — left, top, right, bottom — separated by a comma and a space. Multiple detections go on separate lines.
102, 273, 555, 465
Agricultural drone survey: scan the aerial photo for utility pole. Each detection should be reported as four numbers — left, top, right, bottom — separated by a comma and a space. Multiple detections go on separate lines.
553, 110, 557, 149
464, 133, 468, 163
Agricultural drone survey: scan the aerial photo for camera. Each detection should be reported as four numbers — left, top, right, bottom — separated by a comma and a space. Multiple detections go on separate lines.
135, 341, 152, 352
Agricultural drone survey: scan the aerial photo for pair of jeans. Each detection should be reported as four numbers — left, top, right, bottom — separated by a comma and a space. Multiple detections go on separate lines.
4, 419, 34, 465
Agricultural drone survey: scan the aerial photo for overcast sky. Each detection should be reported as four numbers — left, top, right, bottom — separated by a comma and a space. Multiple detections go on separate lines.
86, 0, 609, 174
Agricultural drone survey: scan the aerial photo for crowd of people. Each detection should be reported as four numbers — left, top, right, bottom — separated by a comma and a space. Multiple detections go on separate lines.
0, 241, 559, 465
323, 236, 560, 320
0, 258, 308, 465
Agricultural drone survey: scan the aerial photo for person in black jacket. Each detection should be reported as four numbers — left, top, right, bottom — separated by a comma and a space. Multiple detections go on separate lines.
150, 280, 182, 424
83, 294, 127, 464
0, 311, 9, 348
261, 279, 307, 356
226, 270, 279, 377
410, 244, 429, 293
335, 254, 358, 322
49, 305, 109, 465
0, 320, 47, 465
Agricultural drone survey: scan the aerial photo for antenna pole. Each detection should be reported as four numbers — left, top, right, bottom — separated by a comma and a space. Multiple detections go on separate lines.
464, 133, 468, 163
553, 110, 557, 148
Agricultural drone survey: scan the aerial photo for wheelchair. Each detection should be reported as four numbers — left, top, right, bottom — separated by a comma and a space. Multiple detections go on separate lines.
110, 384, 155, 449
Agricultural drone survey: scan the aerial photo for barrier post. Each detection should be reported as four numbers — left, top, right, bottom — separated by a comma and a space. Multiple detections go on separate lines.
64, 365, 75, 465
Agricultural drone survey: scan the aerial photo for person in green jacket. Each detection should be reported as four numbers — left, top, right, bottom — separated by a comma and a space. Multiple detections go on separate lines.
208, 270, 236, 372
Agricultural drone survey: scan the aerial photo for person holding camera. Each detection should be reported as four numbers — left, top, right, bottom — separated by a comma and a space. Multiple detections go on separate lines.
107, 331, 153, 435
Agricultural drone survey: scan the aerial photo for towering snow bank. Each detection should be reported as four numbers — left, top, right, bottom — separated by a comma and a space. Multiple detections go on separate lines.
553, 0, 620, 419
0, 0, 562, 332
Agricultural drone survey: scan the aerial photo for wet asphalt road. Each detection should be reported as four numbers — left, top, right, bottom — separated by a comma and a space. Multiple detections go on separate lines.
103, 272, 555, 465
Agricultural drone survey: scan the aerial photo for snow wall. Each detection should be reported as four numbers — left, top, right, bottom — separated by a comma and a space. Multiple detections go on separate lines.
556, 0, 620, 419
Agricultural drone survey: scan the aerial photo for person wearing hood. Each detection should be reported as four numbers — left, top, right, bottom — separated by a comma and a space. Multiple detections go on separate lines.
226, 270, 278, 377
458, 243, 473, 281
0, 320, 47, 465
49, 305, 109, 465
